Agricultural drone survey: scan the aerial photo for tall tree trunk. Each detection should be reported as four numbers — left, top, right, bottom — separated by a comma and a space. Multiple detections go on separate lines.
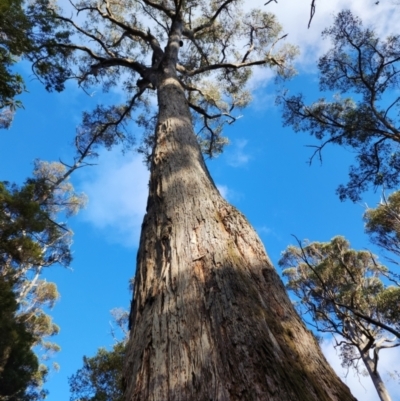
123, 70, 357, 400
359, 348, 391, 401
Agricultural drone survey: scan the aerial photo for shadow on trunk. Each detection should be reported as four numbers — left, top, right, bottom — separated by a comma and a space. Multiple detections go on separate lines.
123, 78, 357, 401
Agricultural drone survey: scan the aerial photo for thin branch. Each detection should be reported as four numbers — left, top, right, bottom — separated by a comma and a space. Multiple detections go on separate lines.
178, 59, 270, 77
55, 14, 116, 58
137, 1, 169, 35
188, 102, 233, 121
383, 96, 400, 120
308, 0, 316, 29
190, 0, 236, 35
242, 27, 255, 63
140, 0, 175, 19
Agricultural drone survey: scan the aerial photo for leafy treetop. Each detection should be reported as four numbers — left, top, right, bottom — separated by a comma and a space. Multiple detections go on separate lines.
0, 0, 72, 128
0, 159, 87, 396
0, 275, 47, 401
0, 0, 31, 126
365, 190, 400, 265
279, 236, 400, 388
32, 0, 297, 159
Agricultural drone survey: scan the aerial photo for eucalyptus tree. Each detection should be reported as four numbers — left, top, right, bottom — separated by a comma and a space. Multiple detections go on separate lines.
0, 276, 47, 401
280, 236, 400, 401
34, 1, 358, 399
0, 0, 30, 127
0, 0, 71, 128
69, 309, 129, 401
69, 342, 125, 401
280, 10, 400, 202
69, 311, 131, 401
365, 191, 400, 266
0, 159, 87, 397
364, 191, 400, 330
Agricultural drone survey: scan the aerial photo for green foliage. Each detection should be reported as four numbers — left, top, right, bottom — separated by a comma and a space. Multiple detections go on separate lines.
280, 237, 390, 328
0, 0, 73, 128
279, 236, 400, 378
0, 160, 86, 272
1, 180, 56, 267
27, 0, 297, 159
69, 342, 125, 401
364, 190, 400, 262
377, 286, 400, 330
0, 179, 70, 272
0, 160, 86, 397
0, 0, 30, 127
0, 276, 47, 401
280, 10, 400, 201
69, 307, 129, 401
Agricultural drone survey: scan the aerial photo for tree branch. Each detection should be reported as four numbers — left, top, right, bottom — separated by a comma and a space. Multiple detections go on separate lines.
189, 0, 236, 35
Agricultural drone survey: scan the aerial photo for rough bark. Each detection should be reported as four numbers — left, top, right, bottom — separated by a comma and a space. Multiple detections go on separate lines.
359, 348, 392, 401
123, 19, 357, 400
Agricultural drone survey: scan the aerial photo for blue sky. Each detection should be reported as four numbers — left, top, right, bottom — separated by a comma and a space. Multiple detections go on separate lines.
1, 1, 400, 400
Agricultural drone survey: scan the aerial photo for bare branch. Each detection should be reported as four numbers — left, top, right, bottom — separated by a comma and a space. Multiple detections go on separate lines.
140, 0, 175, 19
190, 0, 236, 35
179, 59, 270, 77
308, 0, 316, 29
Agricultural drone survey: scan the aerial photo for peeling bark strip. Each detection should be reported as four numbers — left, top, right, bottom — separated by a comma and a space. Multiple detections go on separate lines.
123, 70, 356, 400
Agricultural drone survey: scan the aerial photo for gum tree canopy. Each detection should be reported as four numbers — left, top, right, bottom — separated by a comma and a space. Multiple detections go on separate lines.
38, 0, 357, 399
280, 236, 400, 401
280, 10, 400, 202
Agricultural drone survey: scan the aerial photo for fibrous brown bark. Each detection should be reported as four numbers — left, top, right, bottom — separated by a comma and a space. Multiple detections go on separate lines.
123, 22, 357, 401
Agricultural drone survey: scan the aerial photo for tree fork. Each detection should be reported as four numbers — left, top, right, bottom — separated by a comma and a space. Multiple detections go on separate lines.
123, 68, 356, 400
359, 348, 392, 401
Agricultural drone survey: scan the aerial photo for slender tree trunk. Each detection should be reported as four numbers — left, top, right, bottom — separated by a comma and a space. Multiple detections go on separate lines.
359, 348, 391, 401
123, 67, 357, 400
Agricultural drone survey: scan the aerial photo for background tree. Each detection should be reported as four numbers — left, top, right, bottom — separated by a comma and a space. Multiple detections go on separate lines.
0, 275, 47, 401
280, 10, 400, 202
365, 190, 400, 265
0, 0, 31, 128
28, 1, 362, 399
69, 342, 125, 401
69, 308, 129, 401
279, 236, 400, 401
363, 191, 400, 332
0, 159, 87, 397
0, 74, 126, 396
0, 0, 73, 128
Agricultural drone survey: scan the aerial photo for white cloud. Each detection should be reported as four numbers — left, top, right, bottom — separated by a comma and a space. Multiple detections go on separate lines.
244, 0, 400, 83
227, 139, 251, 167
256, 225, 283, 242
77, 149, 149, 247
257, 226, 272, 235
250, 90, 276, 112
216, 184, 229, 200
321, 338, 400, 401
216, 184, 244, 203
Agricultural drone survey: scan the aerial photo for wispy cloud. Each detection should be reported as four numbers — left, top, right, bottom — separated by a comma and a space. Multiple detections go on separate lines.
77, 149, 149, 248
216, 184, 243, 204
244, 0, 400, 86
256, 226, 272, 235
227, 139, 251, 168
256, 225, 282, 242
216, 184, 229, 200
